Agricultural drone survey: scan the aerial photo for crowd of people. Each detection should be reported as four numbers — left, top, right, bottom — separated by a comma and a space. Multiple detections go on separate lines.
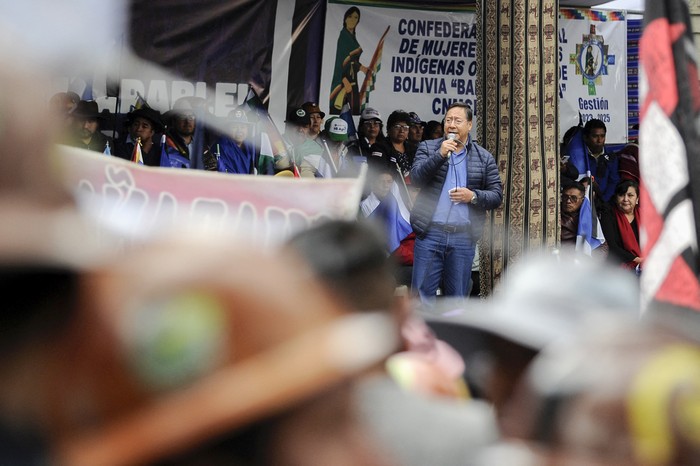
53, 93, 503, 304
3, 60, 699, 466
560, 118, 643, 273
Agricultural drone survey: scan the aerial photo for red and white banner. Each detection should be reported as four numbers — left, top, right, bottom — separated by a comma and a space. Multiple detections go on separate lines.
54, 146, 365, 247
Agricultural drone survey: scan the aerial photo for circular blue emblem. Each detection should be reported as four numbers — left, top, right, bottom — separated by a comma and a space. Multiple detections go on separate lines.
579, 40, 604, 81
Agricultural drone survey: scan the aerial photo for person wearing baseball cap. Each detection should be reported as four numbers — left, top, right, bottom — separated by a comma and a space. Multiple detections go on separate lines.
161, 98, 212, 170
301, 102, 325, 140
297, 116, 351, 178
284, 106, 312, 147
407, 112, 424, 145
212, 108, 265, 175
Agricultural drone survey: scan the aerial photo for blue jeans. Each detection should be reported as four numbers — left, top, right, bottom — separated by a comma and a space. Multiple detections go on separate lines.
411, 228, 476, 305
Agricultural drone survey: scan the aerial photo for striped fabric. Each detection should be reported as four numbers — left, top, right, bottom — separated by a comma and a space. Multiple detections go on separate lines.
476, 0, 559, 295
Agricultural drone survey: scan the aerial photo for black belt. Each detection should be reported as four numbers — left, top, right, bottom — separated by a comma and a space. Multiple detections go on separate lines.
432, 223, 470, 233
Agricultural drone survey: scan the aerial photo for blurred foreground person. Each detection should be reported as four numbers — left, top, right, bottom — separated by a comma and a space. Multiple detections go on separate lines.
1, 231, 402, 465
285, 220, 500, 466
422, 254, 700, 466
480, 308, 700, 466
425, 253, 640, 416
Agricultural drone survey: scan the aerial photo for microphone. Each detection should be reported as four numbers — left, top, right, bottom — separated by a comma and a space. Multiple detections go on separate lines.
446, 133, 457, 157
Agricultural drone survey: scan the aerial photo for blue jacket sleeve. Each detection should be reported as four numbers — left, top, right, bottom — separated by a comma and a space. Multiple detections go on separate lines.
410, 140, 447, 187
472, 150, 503, 210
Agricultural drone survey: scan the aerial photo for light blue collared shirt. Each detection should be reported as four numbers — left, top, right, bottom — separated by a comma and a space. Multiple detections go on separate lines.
432, 143, 470, 225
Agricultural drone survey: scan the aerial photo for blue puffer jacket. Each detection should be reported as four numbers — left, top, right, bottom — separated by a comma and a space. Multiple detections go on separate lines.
410, 136, 503, 239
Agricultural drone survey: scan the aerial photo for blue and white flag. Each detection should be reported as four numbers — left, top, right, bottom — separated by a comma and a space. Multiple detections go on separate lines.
566, 126, 606, 254
339, 102, 358, 142
361, 182, 412, 252
576, 187, 605, 255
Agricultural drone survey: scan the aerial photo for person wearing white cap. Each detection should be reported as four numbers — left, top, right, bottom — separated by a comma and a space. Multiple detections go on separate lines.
298, 116, 354, 178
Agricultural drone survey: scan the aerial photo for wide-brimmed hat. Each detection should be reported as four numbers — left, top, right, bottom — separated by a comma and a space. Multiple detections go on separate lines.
73, 100, 103, 120
127, 107, 164, 132
324, 117, 348, 142
41, 240, 399, 466
425, 253, 640, 351
302, 101, 326, 118
166, 98, 196, 120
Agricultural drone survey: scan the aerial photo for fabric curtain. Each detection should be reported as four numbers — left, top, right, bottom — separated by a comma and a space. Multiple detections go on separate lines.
476, 0, 560, 295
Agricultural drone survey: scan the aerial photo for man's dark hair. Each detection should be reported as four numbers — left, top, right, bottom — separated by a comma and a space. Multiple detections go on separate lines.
583, 118, 606, 136
445, 102, 473, 121
562, 181, 585, 196
285, 220, 396, 311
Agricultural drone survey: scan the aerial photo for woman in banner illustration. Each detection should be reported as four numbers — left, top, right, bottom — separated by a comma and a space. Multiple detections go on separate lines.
329, 7, 370, 115
584, 44, 598, 78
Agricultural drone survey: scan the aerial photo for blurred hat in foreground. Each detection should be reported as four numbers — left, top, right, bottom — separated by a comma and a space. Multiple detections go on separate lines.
29, 240, 399, 466
428, 253, 640, 351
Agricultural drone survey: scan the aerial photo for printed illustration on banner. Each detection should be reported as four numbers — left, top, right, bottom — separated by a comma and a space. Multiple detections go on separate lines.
570, 25, 616, 96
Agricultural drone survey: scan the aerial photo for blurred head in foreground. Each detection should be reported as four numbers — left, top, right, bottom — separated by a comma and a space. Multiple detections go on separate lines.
285, 220, 468, 400
479, 317, 700, 466
426, 252, 640, 413
2, 238, 400, 466
442, 255, 700, 465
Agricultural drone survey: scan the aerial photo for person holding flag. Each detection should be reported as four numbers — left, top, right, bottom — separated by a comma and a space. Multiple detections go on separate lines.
298, 117, 354, 178
568, 119, 620, 203
160, 98, 211, 170
563, 123, 607, 255
114, 107, 163, 166
361, 165, 415, 286
243, 88, 296, 176
213, 108, 262, 175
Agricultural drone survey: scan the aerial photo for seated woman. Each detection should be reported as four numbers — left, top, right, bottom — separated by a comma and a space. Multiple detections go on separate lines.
600, 179, 642, 272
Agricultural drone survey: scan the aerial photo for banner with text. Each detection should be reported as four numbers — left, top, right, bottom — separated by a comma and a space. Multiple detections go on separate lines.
559, 9, 628, 143
320, 1, 477, 131
54, 146, 365, 247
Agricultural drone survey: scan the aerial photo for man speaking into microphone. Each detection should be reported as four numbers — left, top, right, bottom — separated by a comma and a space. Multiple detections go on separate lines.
410, 102, 502, 305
